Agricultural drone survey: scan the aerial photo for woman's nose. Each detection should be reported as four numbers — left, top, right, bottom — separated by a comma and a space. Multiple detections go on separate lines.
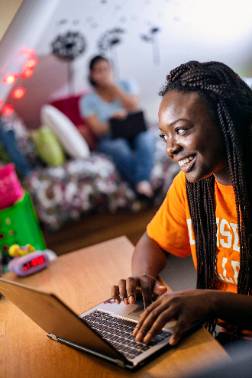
166, 137, 181, 158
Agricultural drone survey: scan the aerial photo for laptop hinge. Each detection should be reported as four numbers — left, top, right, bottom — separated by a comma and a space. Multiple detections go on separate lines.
47, 333, 58, 341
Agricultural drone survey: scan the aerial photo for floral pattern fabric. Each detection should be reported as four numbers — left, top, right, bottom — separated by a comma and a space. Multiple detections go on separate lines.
24, 136, 178, 230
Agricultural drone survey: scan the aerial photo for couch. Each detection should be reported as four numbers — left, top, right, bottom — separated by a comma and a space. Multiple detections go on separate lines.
0, 95, 179, 230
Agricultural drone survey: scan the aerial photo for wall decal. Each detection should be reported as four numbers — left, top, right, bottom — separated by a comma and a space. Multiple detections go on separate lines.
141, 26, 161, 65
51, 30, 87, 93
51, 31, 86, 61
98, 28, 125, 53
97, 28, 125, 76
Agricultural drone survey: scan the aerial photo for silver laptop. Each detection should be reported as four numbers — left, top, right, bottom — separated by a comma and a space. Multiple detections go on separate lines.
0, 278, 172, 370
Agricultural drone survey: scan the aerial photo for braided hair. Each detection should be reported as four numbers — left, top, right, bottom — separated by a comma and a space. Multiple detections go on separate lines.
160, 61, 252, 295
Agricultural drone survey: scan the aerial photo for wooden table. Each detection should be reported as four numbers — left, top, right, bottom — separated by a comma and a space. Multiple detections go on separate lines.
0, 237, 229, 378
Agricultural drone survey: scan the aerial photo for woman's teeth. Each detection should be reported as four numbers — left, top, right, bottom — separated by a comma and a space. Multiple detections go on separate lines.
178, 155, 194, 168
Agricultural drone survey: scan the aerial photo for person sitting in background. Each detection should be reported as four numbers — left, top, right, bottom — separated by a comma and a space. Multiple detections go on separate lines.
111, 61, 252, 348
79, 55, 155, 198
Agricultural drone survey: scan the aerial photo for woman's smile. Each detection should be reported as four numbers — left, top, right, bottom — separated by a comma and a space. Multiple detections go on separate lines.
177, 154, 196, 172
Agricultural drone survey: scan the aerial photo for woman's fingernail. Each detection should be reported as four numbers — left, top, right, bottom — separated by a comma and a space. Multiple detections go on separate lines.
143, 334, 151, 344
169, 335, 176, 345
135, 332, 143, 342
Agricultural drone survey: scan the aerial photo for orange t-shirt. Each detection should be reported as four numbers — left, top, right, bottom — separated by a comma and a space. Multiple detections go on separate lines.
147, 171, 240, 293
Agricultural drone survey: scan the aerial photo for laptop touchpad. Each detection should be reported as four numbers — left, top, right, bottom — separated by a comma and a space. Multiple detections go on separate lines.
96, 299, 144, 321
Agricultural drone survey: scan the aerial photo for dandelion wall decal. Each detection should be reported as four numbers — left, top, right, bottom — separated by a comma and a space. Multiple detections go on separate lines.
51, 30, 87, 93
51, 31, 86, 61
141, 26, 161, 65
97, 28, 125, 76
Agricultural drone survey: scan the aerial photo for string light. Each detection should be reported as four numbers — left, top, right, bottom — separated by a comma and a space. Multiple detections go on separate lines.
12, 87, 26, 99
20, 68, 34, 78
1, 104, 14, 116
1, 49, 38, 84
3, 74, 16, 84
24, 57, 38, 69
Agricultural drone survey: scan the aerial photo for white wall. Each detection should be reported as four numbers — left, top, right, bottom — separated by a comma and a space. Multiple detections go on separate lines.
37, 0, 252, 122
1, 0, 252, 124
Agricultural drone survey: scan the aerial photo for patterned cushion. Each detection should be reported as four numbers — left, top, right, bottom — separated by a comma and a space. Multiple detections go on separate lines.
24, 154, 136, 230
24, 133, 178, 230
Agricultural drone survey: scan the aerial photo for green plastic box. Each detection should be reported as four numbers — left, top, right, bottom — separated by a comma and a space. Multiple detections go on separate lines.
0, 192, 46, 270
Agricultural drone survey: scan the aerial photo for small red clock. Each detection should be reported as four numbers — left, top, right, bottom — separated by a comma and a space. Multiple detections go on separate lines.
8, 251, 49, 276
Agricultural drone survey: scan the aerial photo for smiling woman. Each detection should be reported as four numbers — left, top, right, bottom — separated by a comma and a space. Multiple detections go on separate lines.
111, 60, 252, 349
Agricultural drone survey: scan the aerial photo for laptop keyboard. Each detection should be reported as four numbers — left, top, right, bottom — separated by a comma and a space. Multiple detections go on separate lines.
83, 310, 170, 360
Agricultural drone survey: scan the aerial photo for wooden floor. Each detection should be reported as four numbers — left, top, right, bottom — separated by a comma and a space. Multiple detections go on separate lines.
43, 206, 158, 255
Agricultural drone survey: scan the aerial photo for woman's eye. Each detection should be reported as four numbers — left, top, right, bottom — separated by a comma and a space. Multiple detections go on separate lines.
159, 133, 168, 143
176, 128, 187, 136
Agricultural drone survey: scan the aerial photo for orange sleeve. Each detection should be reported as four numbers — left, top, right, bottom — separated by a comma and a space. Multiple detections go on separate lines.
147, 171, 191, 257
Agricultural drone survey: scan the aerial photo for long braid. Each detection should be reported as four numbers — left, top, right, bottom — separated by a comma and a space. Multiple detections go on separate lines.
217, 102, 250, 293
160, 61, 252, 296
186, 177, 218, 290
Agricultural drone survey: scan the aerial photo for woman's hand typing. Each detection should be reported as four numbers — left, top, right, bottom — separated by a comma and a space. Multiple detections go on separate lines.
133, 289, 215, 345
111, 274, 168, 309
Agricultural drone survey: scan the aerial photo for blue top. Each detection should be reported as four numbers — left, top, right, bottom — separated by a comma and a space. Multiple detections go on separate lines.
79, 80, 139, 123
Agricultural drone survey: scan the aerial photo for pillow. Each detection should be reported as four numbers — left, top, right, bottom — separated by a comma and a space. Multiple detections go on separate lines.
41, 105, 90, 159
50, 93, 85, 126
31, 126, 65, 167
49, 94, 97, 150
